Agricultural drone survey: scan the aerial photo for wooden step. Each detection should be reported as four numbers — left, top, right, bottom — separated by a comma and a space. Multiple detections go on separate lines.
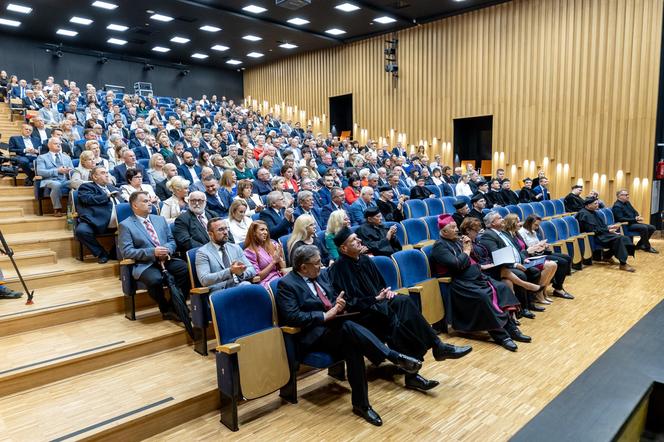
3, 229, 77, 259
0, 206, 24, 218
0, 248, 57, 266
0, 313, 190, 397
0, 176, 27, 187
0, 346, 218, 441
0, 276, 154, 337
3, 257, 118, 290
0, 215, 66, 233
0, 186, 34, 197
0, 195, 36, 214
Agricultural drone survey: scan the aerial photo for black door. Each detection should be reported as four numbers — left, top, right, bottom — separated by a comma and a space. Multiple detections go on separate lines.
329, 94, 353, 137
453, 115, 493, 171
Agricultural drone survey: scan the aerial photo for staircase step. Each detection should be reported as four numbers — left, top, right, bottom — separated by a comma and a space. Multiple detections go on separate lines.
0, 186, 34, 197
0, 346, 218, 441
0, 215, 66, 233
3, 257, 118, 290
0, 195, 36, 214
0, 176, 27, 187
0, 248, 57, 266
0, 206, 24, 218
3, 229, 77, 259
0, 313, 190, 397
0, 275, 154, 337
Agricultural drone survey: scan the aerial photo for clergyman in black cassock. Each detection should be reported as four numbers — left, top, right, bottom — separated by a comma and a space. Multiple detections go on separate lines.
329, 228, 473, 365
576, 197, 635, 271
355, 206, 402, 257
612, 190, 658, 253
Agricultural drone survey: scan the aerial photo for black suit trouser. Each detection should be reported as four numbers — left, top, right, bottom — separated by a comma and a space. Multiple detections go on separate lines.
75, 222, 114, 258
602, 236, 634, 264
544, 252, 571, 290
509, 267, 541, 309
310, 320, 390, 408
14, 155, 35, 179
628, 223, 656, 248
138, 258, 190, 313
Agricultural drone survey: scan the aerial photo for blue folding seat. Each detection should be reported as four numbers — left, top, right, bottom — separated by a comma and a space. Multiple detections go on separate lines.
541, 200, 556, 218
424, 216, 440, 241
531, 202, 546, 218
518, 203, 534, 219
278, 234, 291, 266
401, 218, 429, 246
506, 205, 523, 220
494, 207, 509, 218
185, 247, 213, 355
424, 198, 444, 216
553, 199, 566, 215
404, 199, 428, 219
426, 185, 442, 198
371, 256, 400, 290
441, 196, 457, 213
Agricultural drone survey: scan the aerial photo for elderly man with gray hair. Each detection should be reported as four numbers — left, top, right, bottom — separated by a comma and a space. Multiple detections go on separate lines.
173, 190, 221, 254
259, 190, 295, 238
294, 190, 324, 229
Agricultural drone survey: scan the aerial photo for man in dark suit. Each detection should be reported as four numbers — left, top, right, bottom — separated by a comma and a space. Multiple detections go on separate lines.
112, 150, 151, 186
8, 124, 39, 185
73, 129, 97, 159
300, 178, 323, 208
22, 89, 40, 110
30, 116, 51, 146
252, 168, 273, 196
156, 164, 178, 201
276, 245, 423, 426
317, 174, 335, 206
118, 191, 190, 320
500, 179, 519, 206
202, 176, 231, 218
75, 167, 124, 263
612, 189, 657, 253
260, 191, 295, 239
293, 190, 324, 230
173, 191, 218, 254
177, 151, 202, 184
129, 128, 157, 160
320, 187, 347, 229
467, 193, 486, 227
563, 185, 585, 213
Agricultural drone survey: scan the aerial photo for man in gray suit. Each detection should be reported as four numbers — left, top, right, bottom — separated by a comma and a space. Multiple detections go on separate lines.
118, 191, 190, 320
36, 137, 73, 217
195, 218, 256, 293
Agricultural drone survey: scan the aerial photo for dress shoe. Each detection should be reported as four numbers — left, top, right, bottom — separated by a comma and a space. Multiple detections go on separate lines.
353, 406, 383, 426
52, 210, 64, 217
405, 374, 440, 392
644, 247, 659, 254
97, 254, 109, 264
553, 289, 574, 300
521, 309, 536, 319
619, 264, 635, 273
509, 329, 532, 343
24, 178, 33, 187
432, 342, 472, 361
571, 263, 583, 271
0, 286, 23, 299
530, 304, 546, 312
391, 353, 422, 375
498, 338, 518, 352
162, 311, 181, 322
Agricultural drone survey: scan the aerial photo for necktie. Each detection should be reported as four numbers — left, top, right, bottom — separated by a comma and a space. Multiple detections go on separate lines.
144, 219, 161, 246
219, 245, 231, 268
310, 278, 333, 311
55, 153, 62, 166
197, 214, 207, 230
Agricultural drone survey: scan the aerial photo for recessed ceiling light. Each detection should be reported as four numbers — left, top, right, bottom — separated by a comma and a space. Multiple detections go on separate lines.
150, 13, 173, 22
107, 23, 128, 31
70, 16, 93, 25
287, 17, 309, 26
6, 4, 32, 14
0, 18, 21, 27
335, 3, 360, 12
374, 16, 396, 24
211, 44, 229, 51
242, 34, 261, 41
56, 28, 78, 36
279, 43, 297, 49
107, 37, 127, 45
170, 36, 190, 44
325, 28, 346, 35
152, 46, 170, 52
226, 59, 242, 65
200, 25, 221, 32
192, 53, 208, 59
242, 5, 267, 13
92, 1, 117, 10
247, 51, 263, 58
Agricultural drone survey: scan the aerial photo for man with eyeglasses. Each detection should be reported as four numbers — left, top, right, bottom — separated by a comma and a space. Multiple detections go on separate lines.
259, 190, 294, 239
195, 218, 256, 292
612, 189, 658, 254
173, 191, 224, 254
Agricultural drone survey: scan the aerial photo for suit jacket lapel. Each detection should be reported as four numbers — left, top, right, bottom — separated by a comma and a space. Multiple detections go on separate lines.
207, 242, 225, 270
131, 215, 155, 245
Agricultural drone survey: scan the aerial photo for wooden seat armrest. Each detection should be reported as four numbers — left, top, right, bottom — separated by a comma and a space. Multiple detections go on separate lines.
551, 241, 565, 247
120, 259, 135, 265
217, 343, 241, 354
585, 232, 595, 236
280, 326, 301, 334
407, 285, 424, 293
437, 277, 452, 283
543, 216, 553, 221
190, 287, 210, 295
413, 240, 435, 249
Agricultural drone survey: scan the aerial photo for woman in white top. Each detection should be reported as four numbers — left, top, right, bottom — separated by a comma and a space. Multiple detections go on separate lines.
233, 179, 264, 217
119, 169, 158, 203
147, 153, 167, 184
430, 167, 444, 186
455, 173, 473, 197
228, 199, 253, 245
70, 151, 95, 190
160, 176, 190, 223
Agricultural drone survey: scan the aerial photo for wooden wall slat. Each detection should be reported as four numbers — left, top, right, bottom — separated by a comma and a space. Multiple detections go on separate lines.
243, 0, 663, 216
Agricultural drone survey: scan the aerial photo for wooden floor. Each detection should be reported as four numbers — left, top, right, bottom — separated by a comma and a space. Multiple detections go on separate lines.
149, 240, 664, 442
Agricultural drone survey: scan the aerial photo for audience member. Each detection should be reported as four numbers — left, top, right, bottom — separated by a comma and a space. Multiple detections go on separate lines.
321, 187, 347, 228
294, 190, 323, 229
36, 137, 72, 217
8, 123, 38, 185
228, 199, 253, 245
518, 178, 536, 203
161, 176, 190, 223
155, 163, 177, 201
563, 185, 585, 212
0, 269, 23, 299
325, 209, 351, 263
348, 186, 377, 226
612, 189, 658, 253
119, 169, 158, 203
287, 214, 328, 265
467, 194, 486, 226
70, 150, 95, 190
356, 207, 402, 256
409, 176, 434, 200
173, 191, 218, 253
376, 185, 404, 222
500, 179, 519, 206
234, 179, 263, 217
532, 177, 550, 201
243, 220, 285, 288
259, 191, 294, 239
203, 176, 230, 218
452, 199, 469, 227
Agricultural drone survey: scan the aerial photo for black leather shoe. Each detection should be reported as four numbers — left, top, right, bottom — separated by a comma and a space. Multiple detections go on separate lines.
432, 342, 473, 361
509, 329, 532, 343
405, 374, 440, 392
645, 247, 659, 254
553, 290, 575, 300
392, 353, 422, 375
530, 304, 546, 312
98, 254, 109, 264
353, 406, 383, 426
162, 311, 181, 322
498, 338, 518, 352
521, 309, 536, 319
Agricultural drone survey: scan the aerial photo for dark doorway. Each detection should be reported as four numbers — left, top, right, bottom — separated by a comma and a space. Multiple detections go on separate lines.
453, 115, 493, 173
329, 94, 353, 137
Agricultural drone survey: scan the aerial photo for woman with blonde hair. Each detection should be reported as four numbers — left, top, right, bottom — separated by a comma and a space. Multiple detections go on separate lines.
325, 209, 351, 263
70, 150, 95, 190
161, 176, 190, 223
243, 220, 285, 288
455, 173, 473, 197
287, 214, 329, 265
228, 199, 253, 245
147, 153, 167, 184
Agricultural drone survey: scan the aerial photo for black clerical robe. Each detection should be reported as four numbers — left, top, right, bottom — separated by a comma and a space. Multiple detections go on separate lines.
355, 223, 402, 257
564, 193, 585, 212
486, 190, 505, 208
429, 239, 518, 332
501, 189, 519, 206
576, 208, 634, 262
467, 209, 485, 228
330, 254, 438, 360
518, 187, 536, 203
377, 199, 404, 222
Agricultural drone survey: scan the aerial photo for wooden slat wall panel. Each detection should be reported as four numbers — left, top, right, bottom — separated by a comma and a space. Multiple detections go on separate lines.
244, 0, 663, 216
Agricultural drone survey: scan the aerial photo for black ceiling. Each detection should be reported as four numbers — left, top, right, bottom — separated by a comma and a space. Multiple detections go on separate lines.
0, 0, 509, 70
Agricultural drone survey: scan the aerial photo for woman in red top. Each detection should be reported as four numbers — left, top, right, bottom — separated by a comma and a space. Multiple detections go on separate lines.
281, 165, 299, 193
344, 175, 362, 204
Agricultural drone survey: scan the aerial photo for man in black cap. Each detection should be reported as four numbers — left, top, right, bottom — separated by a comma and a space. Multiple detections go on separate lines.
486, 179, 506, 208
576, 196, 636, 272
452, 199, 470, 228
467, 194, 487, 228
355, 206, 402, 257
329, 228, 472, 392
376, 185, 404, 222
612, 188, 658, 254
500, 179, 519, 206
518, 178, 536, 203
564, 185, 585, 212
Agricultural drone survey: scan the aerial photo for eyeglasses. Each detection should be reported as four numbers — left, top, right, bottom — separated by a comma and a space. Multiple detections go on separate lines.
189, 199, 205, 203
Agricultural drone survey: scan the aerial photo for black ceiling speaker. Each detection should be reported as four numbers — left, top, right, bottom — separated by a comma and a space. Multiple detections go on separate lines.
275, 0, 311, 10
